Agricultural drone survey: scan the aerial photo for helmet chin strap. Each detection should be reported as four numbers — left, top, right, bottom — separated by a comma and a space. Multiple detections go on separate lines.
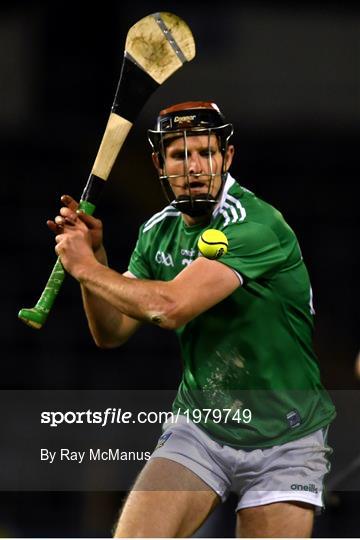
172, 194, 217, 217
160, 172, 228, 218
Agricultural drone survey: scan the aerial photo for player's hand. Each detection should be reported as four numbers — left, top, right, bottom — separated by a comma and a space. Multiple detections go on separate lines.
54, 214, 98, 279
47, 195, 104, 254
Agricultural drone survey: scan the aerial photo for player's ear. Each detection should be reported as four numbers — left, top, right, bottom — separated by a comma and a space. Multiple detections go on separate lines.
152, 152, 163, 171
224, 145, 234, 172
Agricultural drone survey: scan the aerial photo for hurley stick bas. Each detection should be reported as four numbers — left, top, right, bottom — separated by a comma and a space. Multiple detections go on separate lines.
18, 12, 195, 329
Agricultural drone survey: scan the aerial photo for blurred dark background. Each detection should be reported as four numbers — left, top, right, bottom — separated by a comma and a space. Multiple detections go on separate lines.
1, 0, 359, 537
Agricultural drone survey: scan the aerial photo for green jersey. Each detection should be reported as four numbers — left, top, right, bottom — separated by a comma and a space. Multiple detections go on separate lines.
128, 174, 336, 448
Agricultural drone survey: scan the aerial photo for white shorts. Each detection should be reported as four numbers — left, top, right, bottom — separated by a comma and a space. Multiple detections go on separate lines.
151, 416, 332, 512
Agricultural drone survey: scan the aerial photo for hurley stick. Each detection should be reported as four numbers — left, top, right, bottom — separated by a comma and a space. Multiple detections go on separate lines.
18, 12, 195, 328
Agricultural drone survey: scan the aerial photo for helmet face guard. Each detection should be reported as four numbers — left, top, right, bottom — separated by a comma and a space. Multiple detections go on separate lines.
148, 102, 233, 217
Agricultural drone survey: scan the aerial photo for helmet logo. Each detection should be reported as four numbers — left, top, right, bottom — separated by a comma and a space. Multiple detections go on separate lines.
174, 115, 196, 124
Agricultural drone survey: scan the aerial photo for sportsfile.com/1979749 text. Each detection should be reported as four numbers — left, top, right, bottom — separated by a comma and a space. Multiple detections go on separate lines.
40, 407, 252, 428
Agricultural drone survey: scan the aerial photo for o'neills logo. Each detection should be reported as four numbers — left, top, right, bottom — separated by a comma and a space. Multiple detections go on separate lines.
291, 483, 318, 494
174, 115, 196, 123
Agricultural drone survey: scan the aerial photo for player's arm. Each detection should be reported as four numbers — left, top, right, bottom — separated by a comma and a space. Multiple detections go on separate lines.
53, 206, 240, 330
81, 267, 142, 348
48, 195, 142, 348
73, 257, 240, 331
54, 211, 240, 331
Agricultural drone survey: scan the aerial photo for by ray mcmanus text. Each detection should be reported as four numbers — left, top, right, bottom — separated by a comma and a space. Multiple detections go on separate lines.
41, 448, 151, 464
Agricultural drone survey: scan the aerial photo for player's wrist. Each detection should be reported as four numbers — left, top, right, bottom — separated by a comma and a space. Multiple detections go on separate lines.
72, 257, 103, 284
94, 244, 108, 265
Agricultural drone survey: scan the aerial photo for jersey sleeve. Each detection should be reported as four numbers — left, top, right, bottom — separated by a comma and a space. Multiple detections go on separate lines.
128, 224, 154, 279
218, 221, 286, 280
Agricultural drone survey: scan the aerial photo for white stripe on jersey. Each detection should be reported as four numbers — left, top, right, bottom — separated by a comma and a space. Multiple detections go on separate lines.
213, 174, 247, 224
144, 205, 176, 228
220, 209, 231, 226
223, 201, 239, 223
225, 193, 246, 221
220, 197, 246, 227
143, 209, 180, 233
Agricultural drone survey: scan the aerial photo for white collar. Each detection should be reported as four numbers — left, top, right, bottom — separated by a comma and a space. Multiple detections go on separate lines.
213, 173, 236, 217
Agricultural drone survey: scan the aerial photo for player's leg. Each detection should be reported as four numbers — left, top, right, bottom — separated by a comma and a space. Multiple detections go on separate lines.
236, 501, 314, 538
114, 457, 220, 538
232, 428, 331, 539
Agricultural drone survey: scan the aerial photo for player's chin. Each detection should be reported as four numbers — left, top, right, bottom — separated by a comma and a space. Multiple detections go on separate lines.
190, 188, 210, 195
177, 191, 210, 198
